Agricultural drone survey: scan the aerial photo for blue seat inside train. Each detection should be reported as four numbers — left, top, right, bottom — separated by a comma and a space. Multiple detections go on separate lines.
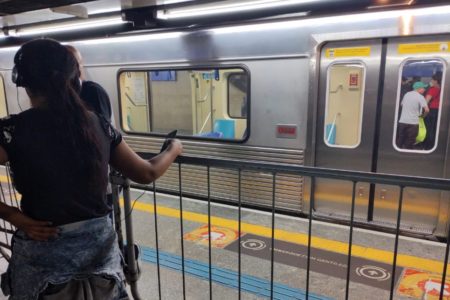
214, 119, 235, 139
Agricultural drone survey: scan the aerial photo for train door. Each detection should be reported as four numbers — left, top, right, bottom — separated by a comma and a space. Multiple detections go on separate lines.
315, 37, 450, 236
376, 37, 450, 236
314, 40, 383, 222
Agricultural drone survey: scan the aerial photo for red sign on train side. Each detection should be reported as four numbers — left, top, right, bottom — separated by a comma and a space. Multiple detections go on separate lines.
276, 125, 297, 139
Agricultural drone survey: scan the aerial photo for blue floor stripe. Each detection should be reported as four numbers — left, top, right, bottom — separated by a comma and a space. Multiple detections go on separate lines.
139, 246, 334, 300
146, 251, 303, 297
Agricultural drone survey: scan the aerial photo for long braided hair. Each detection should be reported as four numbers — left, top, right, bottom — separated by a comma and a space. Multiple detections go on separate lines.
13, 38, 106, 193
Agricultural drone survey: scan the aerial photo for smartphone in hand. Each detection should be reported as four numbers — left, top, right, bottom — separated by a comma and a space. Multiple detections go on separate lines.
160, 130, 177, 153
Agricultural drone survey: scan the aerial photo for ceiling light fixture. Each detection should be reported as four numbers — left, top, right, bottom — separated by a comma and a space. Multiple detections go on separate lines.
156, 0, 317, 20
367, 0, 415, 9
78, 31, 184, 45
209, 4, 450, 34
11, 16, 126, 37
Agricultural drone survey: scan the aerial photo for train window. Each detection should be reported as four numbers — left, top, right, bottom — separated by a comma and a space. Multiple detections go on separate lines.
228, 73, 248, 119
118, 68, 249, 140
0, 76, 7, 118
393, 59, 445, 152
324, 63, 365, 148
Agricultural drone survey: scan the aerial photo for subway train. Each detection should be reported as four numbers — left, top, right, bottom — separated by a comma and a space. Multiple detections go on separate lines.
1, 4, 450, 239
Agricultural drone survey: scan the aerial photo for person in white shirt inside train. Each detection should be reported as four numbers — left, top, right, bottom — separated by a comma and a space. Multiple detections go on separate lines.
396, 81, 429, 150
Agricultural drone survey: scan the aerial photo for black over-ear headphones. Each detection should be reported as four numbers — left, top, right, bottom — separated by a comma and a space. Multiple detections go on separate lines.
12, 40, 76, 89
12, 48, 24, 87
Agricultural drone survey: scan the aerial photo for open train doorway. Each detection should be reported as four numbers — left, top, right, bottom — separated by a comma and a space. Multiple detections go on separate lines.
313, 37, 450, 237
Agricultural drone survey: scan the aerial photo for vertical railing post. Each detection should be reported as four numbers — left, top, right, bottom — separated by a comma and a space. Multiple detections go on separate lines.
6, 164, 20, 208
306, 176, 315, 299
390, 186, 404, 300
439, 211, 450, 300
111, 180, 124, 256
238, 169, 242, 300
270, 172, 276, 299
6, 164, 19, 235
151, 180, 162, 300
123, 178, 142, 300
0, 173, 12, 259
207, 165, 213, 299
178, 164, 186, 300
110, 172, 141, 300
345, 181, 357, 300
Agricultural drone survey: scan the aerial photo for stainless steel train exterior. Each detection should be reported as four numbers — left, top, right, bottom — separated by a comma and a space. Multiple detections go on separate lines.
1, 5, 450, 238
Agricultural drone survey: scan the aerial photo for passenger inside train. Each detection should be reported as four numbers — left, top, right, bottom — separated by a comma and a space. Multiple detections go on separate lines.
423, 72, 442, 149
395, 60, 444, 151
396, 81, 429, 150
0, 38, 182, 299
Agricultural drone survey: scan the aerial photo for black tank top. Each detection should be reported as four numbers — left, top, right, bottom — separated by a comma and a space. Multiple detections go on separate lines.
0, 108, 122, 225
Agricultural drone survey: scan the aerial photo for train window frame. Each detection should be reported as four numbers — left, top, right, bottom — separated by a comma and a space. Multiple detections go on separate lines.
323, 61, 367, 149
0, 75, 8, 118
227, 72, 248, 119
116, 65, 251, 144
392, 57, 446, 154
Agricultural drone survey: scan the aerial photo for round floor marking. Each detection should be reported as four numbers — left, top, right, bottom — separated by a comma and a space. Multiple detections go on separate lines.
355, 265, 391, 281
241, 239, 266, 251
184, 224, 243, 248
